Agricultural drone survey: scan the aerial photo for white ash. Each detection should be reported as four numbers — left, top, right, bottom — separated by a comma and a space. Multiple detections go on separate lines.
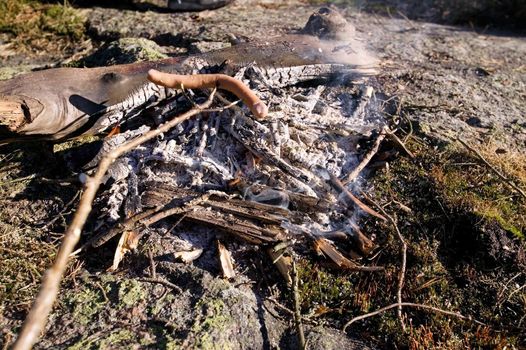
92, 75, 387, 240
102, 180, 129, 222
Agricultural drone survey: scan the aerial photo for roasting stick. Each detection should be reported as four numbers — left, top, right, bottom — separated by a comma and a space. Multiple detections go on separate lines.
12, 91, 219, 350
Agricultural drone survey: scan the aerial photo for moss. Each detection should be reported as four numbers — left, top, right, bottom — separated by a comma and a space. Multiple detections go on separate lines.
296, 260, 358, 312
98, 329, 136, 349
41, 2, 85, 40
0, 0, 86, 53
430, 145, 526, 239
74, 38, 168, 67
0, 225, 56, 312
150, 292, 174, 316
69, 329, 136, 350
64, 282, 107, 326
482, 211, 524, 239
118, 279, 146, 307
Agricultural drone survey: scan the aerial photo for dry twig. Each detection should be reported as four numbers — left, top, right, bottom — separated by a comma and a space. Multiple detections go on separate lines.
148, 249, 157, 279
291, 258, 306, 350
139, 277, 182, 293
365, 195, 407, 331
386, 129, 415, 159
343, 302, 486, 331
343, 126, 388, 185
12, 89, 217, 350
457, 138, 526, 200
328, 172, 387, 221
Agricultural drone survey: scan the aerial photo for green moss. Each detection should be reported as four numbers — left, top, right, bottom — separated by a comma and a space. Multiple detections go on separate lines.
65, 285, 106, 326
296, 260, 357, 312
118, 279, 146, 307
0, 66, 37, 80
0, 0, 86, 51
0, 226, 56, 311
41, 2, 85, 39
74, 38, 168, 68
68, 329, 136, 350
485, 212, 524, 239
150, 292, 174, 316
430, 147, 525, 239
98, 329, 136, 349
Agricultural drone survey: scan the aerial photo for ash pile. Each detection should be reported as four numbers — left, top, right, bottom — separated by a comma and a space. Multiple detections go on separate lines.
80, 8, 398, 278
82, 71, 394, 276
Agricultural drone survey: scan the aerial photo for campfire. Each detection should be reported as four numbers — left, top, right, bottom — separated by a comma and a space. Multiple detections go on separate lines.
3, 7, 420, 349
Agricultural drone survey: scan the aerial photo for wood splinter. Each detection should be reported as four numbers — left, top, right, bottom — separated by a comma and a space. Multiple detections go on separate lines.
147, 69, 268, 120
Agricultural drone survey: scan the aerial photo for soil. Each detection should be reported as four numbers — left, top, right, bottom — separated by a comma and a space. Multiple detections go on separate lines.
0, 1, 525, 349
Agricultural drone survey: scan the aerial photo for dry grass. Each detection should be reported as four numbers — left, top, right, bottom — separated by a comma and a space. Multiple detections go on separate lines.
431, 143, 526, 238
0, 0, 86, 55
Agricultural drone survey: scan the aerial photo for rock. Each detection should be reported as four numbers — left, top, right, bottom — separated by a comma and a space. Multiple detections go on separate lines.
75, 37, 168, 67
188, 40, 231, 54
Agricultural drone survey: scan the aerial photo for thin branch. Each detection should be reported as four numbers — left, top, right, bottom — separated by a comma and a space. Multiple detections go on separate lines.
291, 257, 306, 350
343, 126, 388, 185
457, 138, 526, 200
363, 193, 407, 331
386, 129, 415, 159
148, 249, 157, 279
328, 172, 387, 221
343, 302, 486, 331
12, 90, 217, 350
139, 277, 182, 293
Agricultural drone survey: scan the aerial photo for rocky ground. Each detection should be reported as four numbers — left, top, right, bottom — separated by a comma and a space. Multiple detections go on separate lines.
1, 1, 525, 349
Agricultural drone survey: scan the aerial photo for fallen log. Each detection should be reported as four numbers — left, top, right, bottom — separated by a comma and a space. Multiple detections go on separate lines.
0, 7, 377, 144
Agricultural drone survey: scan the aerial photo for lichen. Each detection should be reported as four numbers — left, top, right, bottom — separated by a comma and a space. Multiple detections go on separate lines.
190, 298, 234, 350
0, 66, 36, 80
73, 38, 168, 67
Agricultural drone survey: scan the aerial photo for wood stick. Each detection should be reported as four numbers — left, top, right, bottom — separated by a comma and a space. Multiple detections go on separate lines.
363, 193, 407, 331
148, 69, 268, 120
342, 302, 486, 332
343, 127, 388, 185
291, 258, 306, 350
458, 138, 526, 200
386, 129, 415, 159
11, 90, 217, 350
347, 221, 375, 256
328, 172, 387, 221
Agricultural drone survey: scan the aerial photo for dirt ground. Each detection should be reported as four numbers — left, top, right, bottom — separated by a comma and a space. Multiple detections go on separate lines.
1, 0, 525, 349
